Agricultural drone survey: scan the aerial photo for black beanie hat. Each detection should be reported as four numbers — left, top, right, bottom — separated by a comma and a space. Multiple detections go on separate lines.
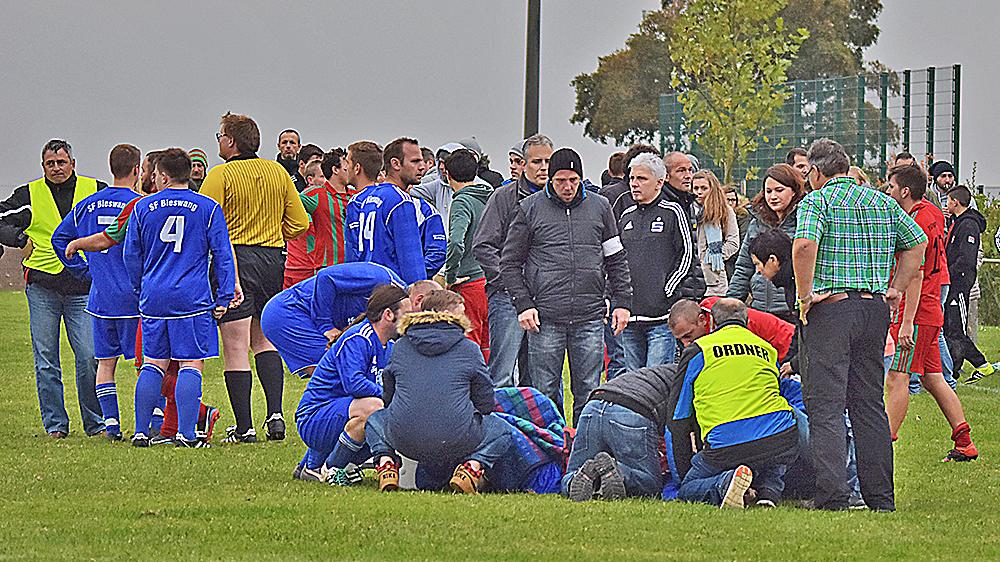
930, 160, 955, 181
548, 147, 583, 179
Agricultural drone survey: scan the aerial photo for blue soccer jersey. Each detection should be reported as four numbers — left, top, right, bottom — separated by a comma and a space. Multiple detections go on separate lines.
52, 186, 142, 318
417, 197, 446, 278
290, 262, 404, 333
346, 183, 427, 284
122, 187, 236, 318
296, 319, 391, 419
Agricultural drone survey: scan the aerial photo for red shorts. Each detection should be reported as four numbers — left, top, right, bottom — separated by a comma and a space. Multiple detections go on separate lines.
888, 323, 942, 376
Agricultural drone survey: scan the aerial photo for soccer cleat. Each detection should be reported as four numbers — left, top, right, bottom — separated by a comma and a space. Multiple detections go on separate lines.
965, 363, 996, 384
328, 466, 364, 487
754, 498, 776, 508
295, 465, 327, 482
106, 430, 123, 442
131, 433, 150, 448
292, 463, 303, 480
221, 426, 258, 444
197, 406, 221, 442
376, 460, 400, 492
942, 444, 979, 462
174, 436, 211, 448
264, 413, 286, 441
567, 458, 600, 502
721, 465, 754, 509
592, 452, 626, 500
449, 462, 484, 494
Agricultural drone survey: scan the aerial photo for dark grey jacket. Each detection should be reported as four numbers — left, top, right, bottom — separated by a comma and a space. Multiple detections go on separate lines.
589, 364, 678, 428
472, 176, 543, 298
500, 183, 632, 324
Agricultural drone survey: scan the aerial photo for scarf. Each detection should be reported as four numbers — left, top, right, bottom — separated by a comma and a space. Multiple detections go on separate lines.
704, 222, 725, 273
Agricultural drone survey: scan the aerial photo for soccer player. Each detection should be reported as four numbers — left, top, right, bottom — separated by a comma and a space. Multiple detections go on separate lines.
123, 148, 236, 447
884, 166, 978, 462
283, 148, 359, 288
51, 144, 143, 440
294, 285, 412, 483
261, 262, 404, 379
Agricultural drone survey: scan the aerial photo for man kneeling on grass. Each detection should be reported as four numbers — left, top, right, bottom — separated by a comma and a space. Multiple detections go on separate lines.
365, 290, 512, 494
672, 298, 799, 508
562, 364, 678, 501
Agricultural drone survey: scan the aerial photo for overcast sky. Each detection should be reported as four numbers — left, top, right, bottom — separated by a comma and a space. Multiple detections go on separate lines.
1, 0, 997, 196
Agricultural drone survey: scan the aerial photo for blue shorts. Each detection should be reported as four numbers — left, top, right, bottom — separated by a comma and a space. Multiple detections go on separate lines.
141, 312, 219, 361
296, 397, 353, 458
92, 316, 139, 360
261, 293, 327, 378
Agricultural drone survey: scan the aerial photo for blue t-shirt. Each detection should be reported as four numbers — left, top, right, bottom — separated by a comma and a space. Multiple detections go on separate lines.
285, 262, 404, 333
345, 183, 427, 284
122, 187, 236, 318
52, 186, 142, 318
296, 319, 391, 419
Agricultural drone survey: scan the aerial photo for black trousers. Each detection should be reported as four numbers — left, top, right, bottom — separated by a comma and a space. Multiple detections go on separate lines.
800, 294, 894, 511
944, 287, 987, 371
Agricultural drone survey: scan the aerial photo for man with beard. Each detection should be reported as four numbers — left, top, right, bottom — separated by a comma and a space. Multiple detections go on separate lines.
276, 129, 301, 177
188, 148, 208, 191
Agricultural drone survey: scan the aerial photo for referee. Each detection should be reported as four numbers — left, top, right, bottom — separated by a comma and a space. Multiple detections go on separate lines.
202, 112, 309, 443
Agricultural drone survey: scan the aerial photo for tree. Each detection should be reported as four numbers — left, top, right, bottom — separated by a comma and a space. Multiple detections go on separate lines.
571, 1, 882, 146
668, 0, 807, 183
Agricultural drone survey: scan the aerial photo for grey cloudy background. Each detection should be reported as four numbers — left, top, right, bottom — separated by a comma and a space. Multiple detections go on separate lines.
0, 0, 997, 196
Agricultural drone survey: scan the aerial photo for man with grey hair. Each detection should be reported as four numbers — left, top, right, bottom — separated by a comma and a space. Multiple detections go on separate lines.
793, 138, 927, 511
473, 134, 553, 386
670, 297, 799, 508
617, 152, 702, 370
663, 151, 698, 235
0, 139, 109, 438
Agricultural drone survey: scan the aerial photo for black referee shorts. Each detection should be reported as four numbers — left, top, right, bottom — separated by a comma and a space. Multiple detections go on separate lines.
219, 245, 285, 324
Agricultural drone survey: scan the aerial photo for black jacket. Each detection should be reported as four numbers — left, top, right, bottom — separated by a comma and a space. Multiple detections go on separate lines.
382, 311, 497, 462
0, 174, 107, 294
276, 154, 297, 176
471, 175, 543, 298
589, 364, 679, 428
618, 192, 704, 322
598, 177, 632, 221
946, 208, 987, 296
501, 183, 632, 323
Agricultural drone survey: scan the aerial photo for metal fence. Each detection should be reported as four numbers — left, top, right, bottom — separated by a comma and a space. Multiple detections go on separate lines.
658, 65, 961, 194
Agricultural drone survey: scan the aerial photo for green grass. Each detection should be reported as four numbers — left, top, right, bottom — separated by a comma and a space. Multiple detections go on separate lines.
1, 290, 1000, 560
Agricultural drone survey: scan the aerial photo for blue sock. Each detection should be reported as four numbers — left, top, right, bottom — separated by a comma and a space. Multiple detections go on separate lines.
134, 364, 165, 436
96, 382, 121, 435
150, 394, 166, 434
302, 449, 325, 470
326, 430, 365, 469
174, 367, 202, 441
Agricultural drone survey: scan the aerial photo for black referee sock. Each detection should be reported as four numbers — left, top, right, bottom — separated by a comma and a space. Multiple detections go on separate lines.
255, 351, 285, 417
224, 370, 253, 433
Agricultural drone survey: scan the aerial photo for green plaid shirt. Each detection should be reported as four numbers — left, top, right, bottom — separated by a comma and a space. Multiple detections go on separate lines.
795, 176, 927, 294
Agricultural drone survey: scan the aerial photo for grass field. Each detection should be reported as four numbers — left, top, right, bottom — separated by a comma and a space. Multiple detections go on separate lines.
1, 290, 999, 560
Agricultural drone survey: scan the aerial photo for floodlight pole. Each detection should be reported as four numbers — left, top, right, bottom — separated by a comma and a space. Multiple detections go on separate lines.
523, 0, 541, 138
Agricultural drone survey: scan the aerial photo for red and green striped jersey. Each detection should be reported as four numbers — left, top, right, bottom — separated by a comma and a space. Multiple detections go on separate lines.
286, 182, 358, 274
102, 197, 140, 244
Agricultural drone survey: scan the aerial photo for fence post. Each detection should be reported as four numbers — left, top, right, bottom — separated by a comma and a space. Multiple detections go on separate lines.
903, 69, 911, 150
857, 74, 866, 167
953, 64, 961, 178
658, 93, 668, 155
880, 72, 889, 179
927, 66, 936, 158
834, 78, 843, 139
792, 81, 801, 149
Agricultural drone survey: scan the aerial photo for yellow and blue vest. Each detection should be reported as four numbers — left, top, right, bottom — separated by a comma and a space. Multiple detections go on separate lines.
673, 322, 794, 449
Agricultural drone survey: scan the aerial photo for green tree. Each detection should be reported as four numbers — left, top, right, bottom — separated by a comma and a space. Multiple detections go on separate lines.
668, 0, 808, 183
571, 0, 882, 145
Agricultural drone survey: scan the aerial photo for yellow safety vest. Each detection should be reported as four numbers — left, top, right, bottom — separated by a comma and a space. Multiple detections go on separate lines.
23, 176, 98, 274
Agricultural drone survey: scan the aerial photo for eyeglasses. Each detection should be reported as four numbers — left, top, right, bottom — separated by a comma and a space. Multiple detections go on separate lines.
216, 132, 227, 142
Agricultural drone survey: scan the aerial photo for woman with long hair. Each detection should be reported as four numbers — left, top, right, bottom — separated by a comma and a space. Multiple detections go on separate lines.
725, 163, 806, 319
724, 185, 751, 279
691, 170, 739, 296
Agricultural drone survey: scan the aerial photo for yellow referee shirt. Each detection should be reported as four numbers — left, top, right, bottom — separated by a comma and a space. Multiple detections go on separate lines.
201, 157, 309, 247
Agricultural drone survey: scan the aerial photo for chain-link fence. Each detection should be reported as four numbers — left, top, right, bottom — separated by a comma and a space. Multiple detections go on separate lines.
659, 65, 961, 195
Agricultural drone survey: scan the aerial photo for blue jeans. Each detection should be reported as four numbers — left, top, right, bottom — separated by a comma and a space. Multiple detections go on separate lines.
366, 409, 512, 490
487, 292, 524, 387
25, 283, 103, 435
679, 449, 791, 506
604, 321, 626, 380
621, 322, 677, 371
527, 319, 603, 425
560, 400, 663, 497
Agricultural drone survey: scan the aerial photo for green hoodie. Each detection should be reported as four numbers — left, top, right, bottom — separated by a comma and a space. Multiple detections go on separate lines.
444, 181, 494, 284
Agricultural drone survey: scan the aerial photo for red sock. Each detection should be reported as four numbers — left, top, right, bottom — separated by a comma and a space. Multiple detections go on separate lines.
952, 422, 972, 448
198, 402, 208, 424
160, 363, 180, 438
